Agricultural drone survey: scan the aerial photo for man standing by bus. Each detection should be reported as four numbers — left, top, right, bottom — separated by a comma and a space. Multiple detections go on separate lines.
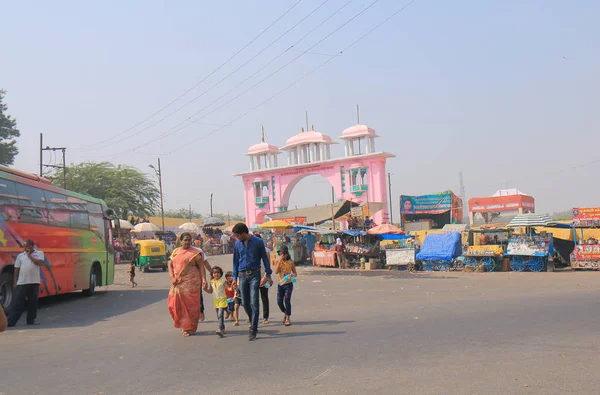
8, 239, 45, 327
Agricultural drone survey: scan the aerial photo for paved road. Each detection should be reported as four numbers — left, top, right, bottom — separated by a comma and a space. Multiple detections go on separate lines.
1, 254, 600, 395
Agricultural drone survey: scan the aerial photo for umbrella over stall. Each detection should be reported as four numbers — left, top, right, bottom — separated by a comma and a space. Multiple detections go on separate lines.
202, 217, 225, 227
507, 213, 553, 228
178, 222, 202, 233
111, 219, 134, 230
258, 220, 293, 230
132, 222, 161, 233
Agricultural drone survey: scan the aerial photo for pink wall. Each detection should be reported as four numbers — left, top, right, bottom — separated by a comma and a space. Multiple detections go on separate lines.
240, 153, 392, 227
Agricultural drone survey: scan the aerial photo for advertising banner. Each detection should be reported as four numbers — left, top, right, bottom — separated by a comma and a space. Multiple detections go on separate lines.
400, 192, 452, 215
572, 244, 600, 260
468, 195, 535, 213
572, 207, 600, 227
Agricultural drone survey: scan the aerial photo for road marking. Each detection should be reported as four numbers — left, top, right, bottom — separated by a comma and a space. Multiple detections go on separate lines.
313, 365, 336, 381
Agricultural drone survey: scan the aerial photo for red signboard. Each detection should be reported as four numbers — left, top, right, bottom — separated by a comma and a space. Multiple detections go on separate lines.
572, 207, 600, 227
468, 195, 535, 213
572, 244, 600, 260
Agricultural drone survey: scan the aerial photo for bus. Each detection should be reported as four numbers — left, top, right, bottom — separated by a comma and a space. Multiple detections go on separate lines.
0, 166, 116, 311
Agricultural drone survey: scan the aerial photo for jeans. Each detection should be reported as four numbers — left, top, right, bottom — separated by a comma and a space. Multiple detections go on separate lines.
215, 308, 226, 331
260, 286, 269, 320
239, 270, 261, 333
277, 283, 294, 316
8, 283, 40, 326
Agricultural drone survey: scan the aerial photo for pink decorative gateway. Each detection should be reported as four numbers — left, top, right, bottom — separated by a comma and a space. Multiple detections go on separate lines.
235, 125, 395, 227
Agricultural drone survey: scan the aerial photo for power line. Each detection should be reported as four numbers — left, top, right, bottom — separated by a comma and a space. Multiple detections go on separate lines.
134, 0, 357, 149
73, 0, 304, 152
96, 0, 418, 161
165, 0, 420, 153
110, 0, 384, 156
78, 0, 331, 153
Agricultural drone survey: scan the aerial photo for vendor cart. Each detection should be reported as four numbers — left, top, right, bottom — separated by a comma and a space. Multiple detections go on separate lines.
416, 232, 462, 271
505, 234, 553, 272
570, 207, 600, 270
506, 213, 554, 272
462, 229, 509, 272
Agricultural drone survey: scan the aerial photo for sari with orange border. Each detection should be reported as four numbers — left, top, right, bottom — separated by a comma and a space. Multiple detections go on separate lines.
168, 247, 205, 334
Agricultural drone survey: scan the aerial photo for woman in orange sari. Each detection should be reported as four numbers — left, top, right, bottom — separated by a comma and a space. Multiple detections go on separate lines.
168, 233, 207, 337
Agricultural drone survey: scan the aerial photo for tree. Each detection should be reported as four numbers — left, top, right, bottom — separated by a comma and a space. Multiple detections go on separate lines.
52, 162, 160, 219
0, 90, 20, 165
163, 208, 203, 219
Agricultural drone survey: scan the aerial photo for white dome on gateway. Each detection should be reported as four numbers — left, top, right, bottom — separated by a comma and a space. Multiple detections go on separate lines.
280, 127, 336, 165
247, 127, 281, 171
339, 124, 378, 156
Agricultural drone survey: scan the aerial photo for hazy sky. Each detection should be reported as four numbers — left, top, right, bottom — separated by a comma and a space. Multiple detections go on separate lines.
2, 0, 599, 219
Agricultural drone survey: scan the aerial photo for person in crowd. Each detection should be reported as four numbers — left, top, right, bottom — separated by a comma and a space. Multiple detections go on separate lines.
273, 245, 297, 327
0, 307, 6, 332
129, 261, 138, 288
232, 283, 242, 326
168, 233, 207, 337
335, 237, 346, 269
224, 271, 235, 320
220, 232, 230, 254
203, 266, 231, 337
253, 234, 271, 325
232, 223, 273, 341
8, 239, 45, 327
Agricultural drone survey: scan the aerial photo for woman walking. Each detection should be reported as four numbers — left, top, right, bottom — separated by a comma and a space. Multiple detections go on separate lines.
168, 233, 207, 337
273, 246, 297, 326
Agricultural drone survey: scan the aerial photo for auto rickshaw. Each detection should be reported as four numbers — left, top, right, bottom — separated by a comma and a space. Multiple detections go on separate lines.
134, 239, 167, 272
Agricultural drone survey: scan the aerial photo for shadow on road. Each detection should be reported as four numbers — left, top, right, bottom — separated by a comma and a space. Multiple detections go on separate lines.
299, 268, 458, 280
15, 288, 168, 329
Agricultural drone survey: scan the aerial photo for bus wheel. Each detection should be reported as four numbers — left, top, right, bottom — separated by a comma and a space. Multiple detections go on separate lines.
0, 272, 14, 312
162, 266, 167, 272
82, 265, 99, 297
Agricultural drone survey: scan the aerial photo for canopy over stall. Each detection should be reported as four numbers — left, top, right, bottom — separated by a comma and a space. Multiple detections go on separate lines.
267, 200, 359, 227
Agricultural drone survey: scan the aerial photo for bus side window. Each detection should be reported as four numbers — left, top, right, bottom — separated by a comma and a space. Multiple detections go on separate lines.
15, 182, 49, 224
0, 180, 20, 221
44, 191, 71, 227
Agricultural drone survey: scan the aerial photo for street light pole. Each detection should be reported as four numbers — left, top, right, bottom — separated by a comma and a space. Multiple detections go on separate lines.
149, 159, 165, 232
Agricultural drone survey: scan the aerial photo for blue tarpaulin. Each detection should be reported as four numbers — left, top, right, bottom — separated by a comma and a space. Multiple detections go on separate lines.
342, 230, 367, 237
416, 232, 462, 261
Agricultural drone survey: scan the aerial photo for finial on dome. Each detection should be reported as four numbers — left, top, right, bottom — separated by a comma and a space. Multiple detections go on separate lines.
311, 124, 314, 131
301, 127, 304, 133
261, 125, 265, 143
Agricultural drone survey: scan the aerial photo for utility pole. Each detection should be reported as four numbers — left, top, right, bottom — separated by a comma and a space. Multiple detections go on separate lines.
189, 204, 192, 222
210, 193, 214, 217
356, 104, 360, 124
305, 111, 309, 133
331, 187, 335, 230
39, 133, 43, 176
40, 133, 67, 189
149, 159, 165, 232
388, 173, 393, 224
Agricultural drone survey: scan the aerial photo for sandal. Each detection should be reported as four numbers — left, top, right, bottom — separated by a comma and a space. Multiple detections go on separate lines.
284, 318, 291, 327
234, 322, 239, 326
263, 319, 269, 324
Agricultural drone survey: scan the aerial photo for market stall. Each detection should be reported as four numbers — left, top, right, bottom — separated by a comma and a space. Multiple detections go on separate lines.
383, 235, 416, 270
343, 230, 382, 269
506, 213, 554, 272
462, 228, 510, 272
570, 207, 600, 270
312, 231, 338, 267
416, 232, 462, 271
